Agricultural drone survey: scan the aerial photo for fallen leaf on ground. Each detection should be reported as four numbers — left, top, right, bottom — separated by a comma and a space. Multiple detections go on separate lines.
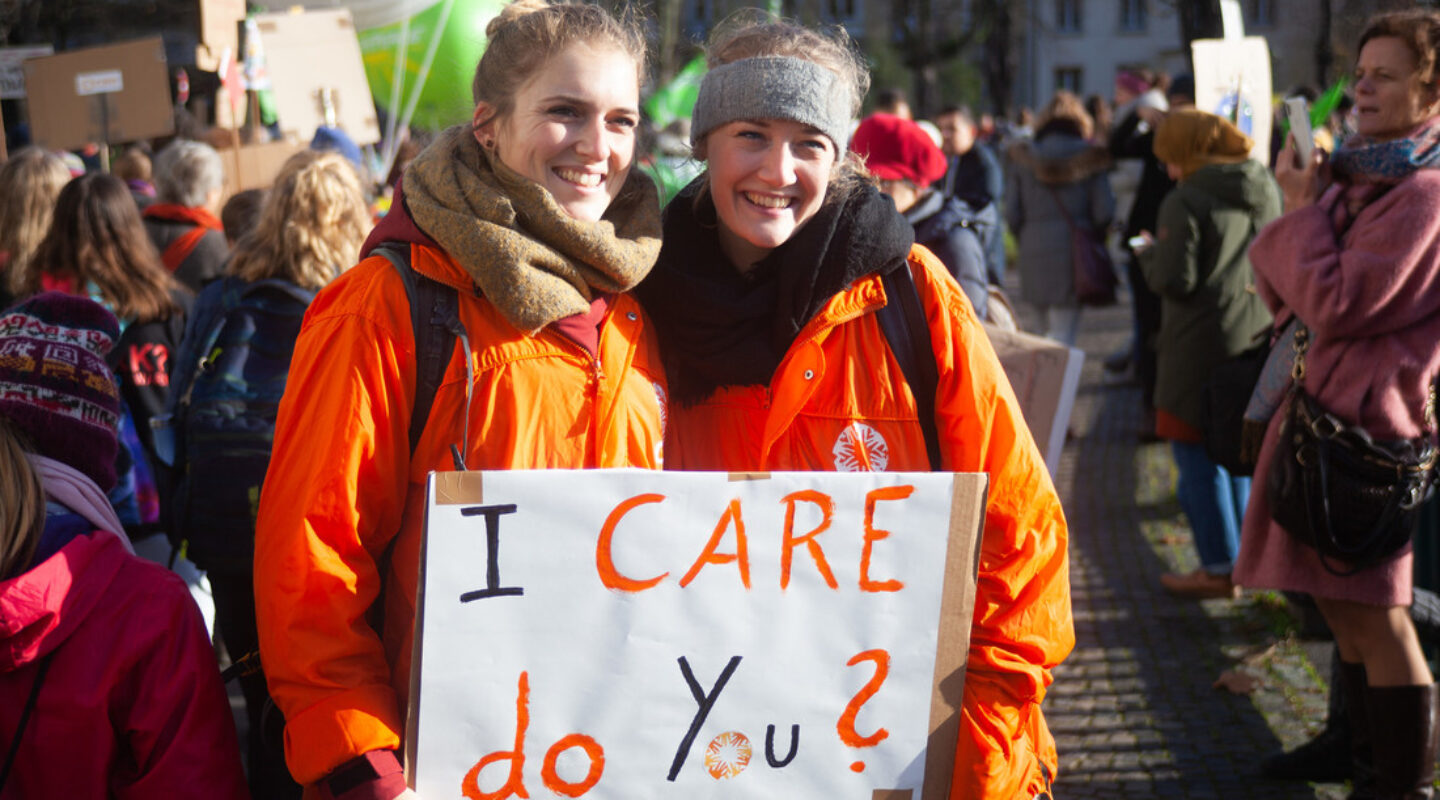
1213, 670, 1261, 694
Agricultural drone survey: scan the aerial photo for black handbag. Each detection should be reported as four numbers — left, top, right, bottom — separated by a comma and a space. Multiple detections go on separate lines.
1266, 325, 1438, 575
1200, 337, 1271, 477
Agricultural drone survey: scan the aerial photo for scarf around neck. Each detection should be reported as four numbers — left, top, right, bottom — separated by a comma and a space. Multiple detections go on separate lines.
635, 177, 915, 405
402, 125, 662, 333
1332, 115, 1440, 184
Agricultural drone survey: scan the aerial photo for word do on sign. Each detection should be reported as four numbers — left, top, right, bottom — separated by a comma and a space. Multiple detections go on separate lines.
409, 469, 984, 800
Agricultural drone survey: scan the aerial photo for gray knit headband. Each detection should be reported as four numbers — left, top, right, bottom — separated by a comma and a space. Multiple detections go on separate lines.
691, 56, 853, 155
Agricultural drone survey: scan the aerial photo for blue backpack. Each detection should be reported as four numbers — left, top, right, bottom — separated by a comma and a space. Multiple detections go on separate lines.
164, 277, 316, 572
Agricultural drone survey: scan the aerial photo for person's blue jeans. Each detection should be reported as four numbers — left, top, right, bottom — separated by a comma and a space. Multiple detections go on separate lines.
1171, 440, 1250, 574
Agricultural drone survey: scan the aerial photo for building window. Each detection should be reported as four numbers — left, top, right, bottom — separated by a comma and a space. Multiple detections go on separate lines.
1119, 0, 1146, 32
1055, 67, 1083, 94
1248, 0, 1274, 27
1056, 0, 1082, 33
822, 0, 863, 31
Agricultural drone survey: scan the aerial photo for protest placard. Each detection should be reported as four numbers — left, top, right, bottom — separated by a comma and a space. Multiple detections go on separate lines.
251, 8, 381, 146
22, 37, 173, 152
409, 469, 986, 799
983, 325, 1085, 476
1192, 37, 1274, 165
0, 45, 52, 99
197, 0, 247, 72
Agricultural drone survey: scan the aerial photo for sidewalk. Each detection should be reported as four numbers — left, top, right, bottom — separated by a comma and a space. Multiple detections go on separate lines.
1033, 295, 1346, 798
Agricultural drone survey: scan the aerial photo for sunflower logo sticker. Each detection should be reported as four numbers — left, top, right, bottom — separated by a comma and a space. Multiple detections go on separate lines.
833, 422, 888, 472
704, 731, 752, 780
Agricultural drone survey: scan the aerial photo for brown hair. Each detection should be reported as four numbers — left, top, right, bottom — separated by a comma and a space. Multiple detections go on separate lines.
0, 418, 44, 581
471, 0, 647, 129
27, 173, 179, 323
112, 147, 152, 184
1359, 8, 1440, 88
1038, 90, 1095, 140
228, 151, 371, 290
0, 148, 72, 297
693, 12, 874, 201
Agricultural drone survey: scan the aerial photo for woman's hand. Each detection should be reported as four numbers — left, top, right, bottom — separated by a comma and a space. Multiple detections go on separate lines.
1275, 134, 1324, 211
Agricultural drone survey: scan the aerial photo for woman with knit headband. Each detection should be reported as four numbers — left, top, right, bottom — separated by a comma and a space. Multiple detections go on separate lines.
1234, 9, 1440, 795
1136, 108, 1279, 601
635, 15, 1073, 799
252, 2, 666, 797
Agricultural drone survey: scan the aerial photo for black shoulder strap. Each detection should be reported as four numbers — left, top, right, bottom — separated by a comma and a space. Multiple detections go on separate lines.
0, 653, 52, 792
372, 243, 461, 456
877, 262, 943, 471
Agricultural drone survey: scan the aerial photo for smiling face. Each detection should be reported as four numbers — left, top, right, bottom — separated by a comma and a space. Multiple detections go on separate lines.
702, 118, 837, 272
474, 44, 639, 222
1353, 35, 1440, 142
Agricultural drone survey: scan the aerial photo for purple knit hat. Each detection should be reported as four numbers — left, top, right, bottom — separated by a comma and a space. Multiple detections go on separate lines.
0, 293, 122, 490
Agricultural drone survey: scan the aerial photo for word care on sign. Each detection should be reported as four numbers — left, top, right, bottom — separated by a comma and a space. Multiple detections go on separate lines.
408, 469, 986, 799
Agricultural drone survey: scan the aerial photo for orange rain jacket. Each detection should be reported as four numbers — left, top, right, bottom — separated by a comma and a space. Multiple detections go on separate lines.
253, 243, 666, 788
667, 246, 1074, 800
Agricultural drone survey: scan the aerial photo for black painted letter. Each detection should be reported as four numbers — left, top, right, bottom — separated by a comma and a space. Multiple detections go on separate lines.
765, 724, 800, 767
458, 504, 524, 602
667, 655, 742, 781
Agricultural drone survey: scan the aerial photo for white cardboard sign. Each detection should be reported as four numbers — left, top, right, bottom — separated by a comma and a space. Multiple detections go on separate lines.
409, 469, 986, 799
1192, 37, 1274, 165
0, 45, 52, 99
75, 69, 123, 96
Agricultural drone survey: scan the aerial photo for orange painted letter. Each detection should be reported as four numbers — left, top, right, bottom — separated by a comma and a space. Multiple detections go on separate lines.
541, 734, 605, 797
859, 485, 912, 592
780, 490, 838, 590
462, 672, 531, 799
596, 493, 669, 591
680, 498, 751, 589
837, 649, 891, 747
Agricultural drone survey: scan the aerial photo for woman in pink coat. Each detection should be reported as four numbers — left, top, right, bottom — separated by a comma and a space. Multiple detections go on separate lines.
1233, 9, 1440, 796
0, 293, 246, 800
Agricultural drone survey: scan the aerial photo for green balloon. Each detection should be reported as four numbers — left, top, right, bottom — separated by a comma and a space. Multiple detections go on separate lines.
357, 0, 504, 132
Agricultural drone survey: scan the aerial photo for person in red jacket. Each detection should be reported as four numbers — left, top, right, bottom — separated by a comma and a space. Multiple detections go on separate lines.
0, 292, 246, 800
253, 3, 665, 798
634, 16, 1073, 800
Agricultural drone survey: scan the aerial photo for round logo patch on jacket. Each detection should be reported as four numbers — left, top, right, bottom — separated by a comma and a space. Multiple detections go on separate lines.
833, 421, 888, 472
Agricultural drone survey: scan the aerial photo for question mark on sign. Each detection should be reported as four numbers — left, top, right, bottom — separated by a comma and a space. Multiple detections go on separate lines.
836, 649, 891, 772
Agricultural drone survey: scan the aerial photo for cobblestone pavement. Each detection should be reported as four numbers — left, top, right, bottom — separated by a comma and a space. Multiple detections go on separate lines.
1034, 297, 1347, 799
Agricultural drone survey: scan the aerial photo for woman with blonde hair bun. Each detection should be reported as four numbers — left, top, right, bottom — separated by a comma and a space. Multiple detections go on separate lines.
252, 1, 665, 796
0, 148, 71, 306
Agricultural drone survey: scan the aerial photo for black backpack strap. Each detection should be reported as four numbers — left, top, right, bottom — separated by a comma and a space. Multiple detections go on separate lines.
877, 262, 943, 471
0, 653, 52, 792
372, 243, 461, 456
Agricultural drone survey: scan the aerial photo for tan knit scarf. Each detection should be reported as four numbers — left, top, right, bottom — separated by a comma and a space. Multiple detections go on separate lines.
403, 125, 662, 333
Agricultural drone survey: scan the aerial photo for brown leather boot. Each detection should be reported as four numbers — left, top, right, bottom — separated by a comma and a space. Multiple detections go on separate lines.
1362, 682, 1439, 799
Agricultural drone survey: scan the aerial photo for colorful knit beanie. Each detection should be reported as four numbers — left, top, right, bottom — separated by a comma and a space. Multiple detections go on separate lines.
0, 293, 122, 490
1153, 108, 1254, 179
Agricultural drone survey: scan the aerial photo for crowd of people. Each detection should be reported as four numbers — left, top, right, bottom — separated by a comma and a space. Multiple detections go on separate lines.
0, 2, 1437, 799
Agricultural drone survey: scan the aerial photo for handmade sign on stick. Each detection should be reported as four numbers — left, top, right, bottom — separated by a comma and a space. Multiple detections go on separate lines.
409, 469, 986, 799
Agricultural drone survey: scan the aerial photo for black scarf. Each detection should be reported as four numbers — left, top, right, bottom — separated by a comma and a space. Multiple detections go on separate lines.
635, 178, 914, 406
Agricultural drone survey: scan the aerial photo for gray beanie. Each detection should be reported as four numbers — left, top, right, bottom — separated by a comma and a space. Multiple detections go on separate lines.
691, 56, 853, 156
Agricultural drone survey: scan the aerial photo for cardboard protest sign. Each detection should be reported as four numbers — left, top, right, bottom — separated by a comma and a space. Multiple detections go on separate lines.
197, 0, 247, 72
251, 8, 381, 146
23, 37, 173, 152
983, 325, 1085, 476
410, 469, 986, 799
0, 46, 52, 99
1192, 37, 1274, 165
218, 139, 307, 195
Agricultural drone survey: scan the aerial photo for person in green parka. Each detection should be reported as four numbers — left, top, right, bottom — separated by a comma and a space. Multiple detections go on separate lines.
1136, 108, 1281, 599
